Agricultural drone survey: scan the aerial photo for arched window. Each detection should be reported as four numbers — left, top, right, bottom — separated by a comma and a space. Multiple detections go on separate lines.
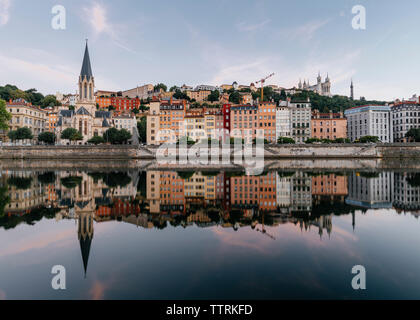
89, 84, 92, 100
84, 83, 87, 100
79, 84, 82, 99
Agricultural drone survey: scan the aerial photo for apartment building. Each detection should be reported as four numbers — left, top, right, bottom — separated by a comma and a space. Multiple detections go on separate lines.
345, 105, 393, 143
311, 110, 347, 140
146, 98, 187, 145
288, 99, 312, 143
391, 101, 420, 142
6, 99, 48, 139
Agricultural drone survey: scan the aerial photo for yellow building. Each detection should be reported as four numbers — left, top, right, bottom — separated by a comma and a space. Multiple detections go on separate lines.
184, 109, 206, 142
6, 99, 48, 139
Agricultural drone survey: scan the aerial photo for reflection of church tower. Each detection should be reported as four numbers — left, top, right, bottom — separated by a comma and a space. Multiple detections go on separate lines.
77, 41, 96, 114
78, 211, 93, 277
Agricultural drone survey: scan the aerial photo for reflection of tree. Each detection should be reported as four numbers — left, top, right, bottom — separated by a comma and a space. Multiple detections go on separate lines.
201, 171, 220, 177
277, 171, 295, 178
311, 199, 357, 218
137, 171, 147, 196
407, 173, 420, 187
0, 186, 10, 217
37, 172, 56, 185
177, 171, 195, 180
88, 172, 132, 188
0, 206, 59, 230
61, 176, 83, 189
306, 171, 349, 177
7, 176, 33, 190
359, 172, 380, 179
103, 172, 132, 188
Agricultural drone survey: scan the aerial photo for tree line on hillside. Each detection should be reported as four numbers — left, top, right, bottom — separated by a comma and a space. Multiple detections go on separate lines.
0, 84, 61, 108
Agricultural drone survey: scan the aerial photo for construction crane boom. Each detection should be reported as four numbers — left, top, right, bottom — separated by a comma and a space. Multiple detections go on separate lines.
255, 73, 275, 102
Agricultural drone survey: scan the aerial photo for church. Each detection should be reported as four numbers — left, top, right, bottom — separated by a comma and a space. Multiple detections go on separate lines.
56, 42, 113, 144
298, 73, 332, 97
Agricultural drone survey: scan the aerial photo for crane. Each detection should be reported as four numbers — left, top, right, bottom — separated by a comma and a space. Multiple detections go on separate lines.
255, 212, 276, 240
255, 73, 275, 102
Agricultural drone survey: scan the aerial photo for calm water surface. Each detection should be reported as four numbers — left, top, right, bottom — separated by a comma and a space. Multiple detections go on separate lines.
0, 169, 420, 299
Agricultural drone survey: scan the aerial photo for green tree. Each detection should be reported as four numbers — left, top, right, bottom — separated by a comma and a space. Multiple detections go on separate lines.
359, 136, 380, 143
406, 128, 420, 142
137, 117, 147, 143
229, 91, 241, 104
61, 128, 83, 143
0, 99, 12, 131
103, 128, 132, 144
41, 95, 61, 108
8, 127, 33, 141
38, 131, 56, 144
277, 137, 295, 144
208, 90, 220, 102
173, 89, 190, 100
88, 136, 105, 145
154, 83, 167, 92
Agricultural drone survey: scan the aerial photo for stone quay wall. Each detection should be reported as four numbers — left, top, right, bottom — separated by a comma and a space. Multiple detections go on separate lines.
1, 143, 420, 160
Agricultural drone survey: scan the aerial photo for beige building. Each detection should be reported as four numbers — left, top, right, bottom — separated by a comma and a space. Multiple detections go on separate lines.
6, 98, 47, 140
123, 84, 154, 99
187, 90, 211, 102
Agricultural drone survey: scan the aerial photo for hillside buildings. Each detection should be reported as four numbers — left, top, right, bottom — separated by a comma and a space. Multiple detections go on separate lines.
345, 105, 393, 143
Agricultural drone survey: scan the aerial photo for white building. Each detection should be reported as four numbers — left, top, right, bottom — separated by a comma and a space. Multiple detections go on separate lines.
287, 99, 311, 144
194, 85, 223, 93
345, 105, 393, 143
391, 101, 420, 142
276, 103, 291, 140
276, 173, 292, 209
346, 172, 394, 209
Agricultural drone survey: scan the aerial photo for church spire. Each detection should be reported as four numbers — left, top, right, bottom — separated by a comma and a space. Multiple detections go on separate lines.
80, 40, 93, 80
350, 78, 354, 100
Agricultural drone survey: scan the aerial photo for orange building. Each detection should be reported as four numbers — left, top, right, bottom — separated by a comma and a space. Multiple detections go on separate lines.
258, 102, 277, 143
96, 96, 140, 111
230, 172, 277, 211
230, 104, 259, 142
311, 110, 347, 140
47, 111, 58, 133
312, 174, 348, 199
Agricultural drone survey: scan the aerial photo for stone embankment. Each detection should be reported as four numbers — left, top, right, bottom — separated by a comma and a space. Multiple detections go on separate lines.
1, 143, 420, 160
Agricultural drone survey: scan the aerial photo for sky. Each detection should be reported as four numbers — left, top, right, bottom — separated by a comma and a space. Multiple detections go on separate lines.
0, 0, 419, 101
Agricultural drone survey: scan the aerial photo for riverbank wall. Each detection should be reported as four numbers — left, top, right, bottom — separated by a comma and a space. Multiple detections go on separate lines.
1, 143, 420, 160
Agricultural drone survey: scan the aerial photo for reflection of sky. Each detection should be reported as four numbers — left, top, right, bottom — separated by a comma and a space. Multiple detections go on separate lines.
1, 210, 420, 299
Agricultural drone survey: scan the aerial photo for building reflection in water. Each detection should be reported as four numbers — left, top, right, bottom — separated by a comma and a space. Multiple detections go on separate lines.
1, 169, 420, 276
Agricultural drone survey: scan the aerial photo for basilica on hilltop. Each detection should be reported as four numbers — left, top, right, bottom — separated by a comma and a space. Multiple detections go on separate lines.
298, 73, 332, 97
